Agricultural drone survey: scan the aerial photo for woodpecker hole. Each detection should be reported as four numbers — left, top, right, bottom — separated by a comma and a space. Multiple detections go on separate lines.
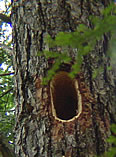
50, 71, 80, 121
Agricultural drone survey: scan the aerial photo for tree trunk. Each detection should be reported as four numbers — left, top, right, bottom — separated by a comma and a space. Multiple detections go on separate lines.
11, 0, 116, 157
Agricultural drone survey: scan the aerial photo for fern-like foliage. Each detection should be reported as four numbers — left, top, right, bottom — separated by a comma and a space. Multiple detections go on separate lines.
105, 124, 116, 157
38, 3, 116, 84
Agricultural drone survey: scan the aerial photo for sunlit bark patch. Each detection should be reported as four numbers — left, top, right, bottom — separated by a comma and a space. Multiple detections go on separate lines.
50, 71, 82, 122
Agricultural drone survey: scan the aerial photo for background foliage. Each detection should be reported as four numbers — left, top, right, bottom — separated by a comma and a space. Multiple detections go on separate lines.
0, 0, 14, 143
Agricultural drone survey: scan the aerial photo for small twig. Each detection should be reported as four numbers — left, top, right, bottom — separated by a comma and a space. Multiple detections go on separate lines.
0, 13, 11, 24
0, 109, 15, 112
0, 88, 13, 99
0, 72, 14, 76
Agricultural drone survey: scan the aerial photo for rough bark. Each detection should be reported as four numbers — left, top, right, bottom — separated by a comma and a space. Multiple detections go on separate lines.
11, 0, 116, 157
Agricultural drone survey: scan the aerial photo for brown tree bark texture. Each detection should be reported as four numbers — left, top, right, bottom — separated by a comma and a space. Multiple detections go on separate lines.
11, 0, 116, 157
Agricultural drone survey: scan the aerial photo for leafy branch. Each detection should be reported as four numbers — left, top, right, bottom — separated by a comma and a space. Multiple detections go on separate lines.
0, 88, 13, 99
0, 72, 14, 77
39, 3, 116, 84
0, 13, 11, 24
